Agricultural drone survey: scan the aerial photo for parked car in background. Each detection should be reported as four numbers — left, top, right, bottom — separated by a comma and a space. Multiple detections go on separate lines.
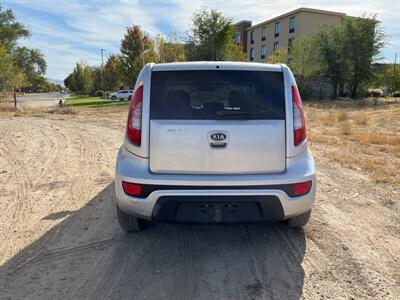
115, 62, 316, 232
110, 90, 133, 101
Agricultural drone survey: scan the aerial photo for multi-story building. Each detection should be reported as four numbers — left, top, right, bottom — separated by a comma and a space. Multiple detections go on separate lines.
243, 8, 347, 62
234, 20, 252, 53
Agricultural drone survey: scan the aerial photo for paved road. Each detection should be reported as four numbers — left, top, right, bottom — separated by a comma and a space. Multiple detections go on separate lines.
17, 92, 69, 107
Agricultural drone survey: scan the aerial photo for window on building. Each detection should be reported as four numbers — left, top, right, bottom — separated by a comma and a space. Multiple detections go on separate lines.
261, 27, 267, 41
273, 41, 279, 52
250, 48, 254, 61
288, 37, 294, 52
274, 22, 280, 37
250, 31, 255, 44
261, 45, 266, 59
289, 16, 296, 33
235, 32, 241, 45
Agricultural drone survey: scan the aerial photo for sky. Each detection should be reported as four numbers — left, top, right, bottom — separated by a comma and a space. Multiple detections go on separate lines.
3, 0, 400, 80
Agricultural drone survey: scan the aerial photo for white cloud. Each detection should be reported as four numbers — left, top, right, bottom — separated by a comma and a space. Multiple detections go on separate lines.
4, 0, 399, 79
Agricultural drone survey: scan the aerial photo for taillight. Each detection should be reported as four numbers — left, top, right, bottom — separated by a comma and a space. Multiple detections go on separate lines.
127, 85, 143, 146
293, 181, 312, 197
291, 85, 306, 146
122, 182, 142, 197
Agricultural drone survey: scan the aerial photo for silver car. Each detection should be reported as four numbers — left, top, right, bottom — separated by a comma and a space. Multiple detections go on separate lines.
115, 62, 316, 232
110, 90, 133, 101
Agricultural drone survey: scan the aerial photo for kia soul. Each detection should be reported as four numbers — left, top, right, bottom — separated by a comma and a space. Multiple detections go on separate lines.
115, 62, 316, 232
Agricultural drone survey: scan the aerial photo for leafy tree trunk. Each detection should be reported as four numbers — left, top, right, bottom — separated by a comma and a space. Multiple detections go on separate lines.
351, 83, 358, 98
332, 82, 338, 99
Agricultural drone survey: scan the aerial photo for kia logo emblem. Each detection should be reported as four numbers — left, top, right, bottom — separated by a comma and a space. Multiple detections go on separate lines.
210, 133, 227, 141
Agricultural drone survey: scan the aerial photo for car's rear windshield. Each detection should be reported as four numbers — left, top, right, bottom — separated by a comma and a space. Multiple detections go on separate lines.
150, 70, 285, 120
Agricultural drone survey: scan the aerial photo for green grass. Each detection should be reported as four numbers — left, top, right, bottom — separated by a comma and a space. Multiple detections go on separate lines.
64, 96, 130, 108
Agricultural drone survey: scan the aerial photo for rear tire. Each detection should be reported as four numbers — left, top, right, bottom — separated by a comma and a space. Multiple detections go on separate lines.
117, 205, 145, 232
287, 210, 311, 228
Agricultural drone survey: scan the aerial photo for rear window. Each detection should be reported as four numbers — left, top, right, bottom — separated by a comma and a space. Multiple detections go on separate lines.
150, 70, 285, 120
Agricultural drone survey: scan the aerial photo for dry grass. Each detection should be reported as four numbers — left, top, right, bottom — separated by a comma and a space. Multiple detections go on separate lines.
351, 132, 400, 146
337, 111, 348, 121
0, 104, 78, 117
0, 104, 18, 113
354, 114, 368, 125
339, 121, 352, 136
305, 97, 400, 185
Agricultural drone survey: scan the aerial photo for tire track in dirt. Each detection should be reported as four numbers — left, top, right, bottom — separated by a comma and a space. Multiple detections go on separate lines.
8, 120, 101, 260
0, 119, 69, 266
86, 224, 175, 300
241, 225, 272, 300
241, 224, 308, 299
30, 121, 62, 186
0, 136, 33, 264
311, 163, 400, 298
0, 117, 122, 269
173, 225, 201, 300
6, 236, 126, 274
34, 121, 117, 253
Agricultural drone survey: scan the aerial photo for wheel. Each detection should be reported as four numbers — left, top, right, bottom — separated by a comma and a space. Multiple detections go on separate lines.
117, 205, 145, 232
111, 95, 116, 100
287, 210, 311, 228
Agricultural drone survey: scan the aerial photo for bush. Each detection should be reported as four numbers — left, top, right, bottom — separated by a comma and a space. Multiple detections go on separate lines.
103, 91, 112, 99
367, 88, 383, 98
95, 90, 104, 97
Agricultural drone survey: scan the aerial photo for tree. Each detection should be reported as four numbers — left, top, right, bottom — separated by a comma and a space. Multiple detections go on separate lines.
91, 66, 102, 95
0, 46, 23, 91
342, 16, 384, 98
64, 73, 73, 91
376, 64, 400, 94
120, 25, 156, 87
0, 4, 29, 51
186, 8, 239, 61
13, 47, 47, 92
66, 62, 93, 95
315, 16, 384, 98
315, 25, 347, 98
102, 54, 124, 92
289, 36, 320, 97
155, 33, 186, 63
267, 47, 288, 64
224, 42, 246, 61
0, 5, 50, 94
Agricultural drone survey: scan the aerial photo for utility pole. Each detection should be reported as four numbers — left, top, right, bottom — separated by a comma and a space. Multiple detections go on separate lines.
101, 48, 106, 90
101, 48, 106, 68
13, 88, 17, 110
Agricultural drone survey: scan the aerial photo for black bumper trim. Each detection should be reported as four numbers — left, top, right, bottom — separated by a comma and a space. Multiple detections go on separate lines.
152, 195, 284, 223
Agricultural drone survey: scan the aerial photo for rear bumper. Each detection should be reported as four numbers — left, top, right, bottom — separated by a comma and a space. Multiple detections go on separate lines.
152, 195, 284, 223
115, 146, 316, 222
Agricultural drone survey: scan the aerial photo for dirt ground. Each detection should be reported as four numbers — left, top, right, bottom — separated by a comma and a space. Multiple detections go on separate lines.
0, 100, 399, 299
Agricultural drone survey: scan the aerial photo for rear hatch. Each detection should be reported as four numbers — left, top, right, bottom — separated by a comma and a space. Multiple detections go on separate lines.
149, 69, 286, 174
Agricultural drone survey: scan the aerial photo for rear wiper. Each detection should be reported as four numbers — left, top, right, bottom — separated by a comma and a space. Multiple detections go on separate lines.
216, 110, 262, 117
